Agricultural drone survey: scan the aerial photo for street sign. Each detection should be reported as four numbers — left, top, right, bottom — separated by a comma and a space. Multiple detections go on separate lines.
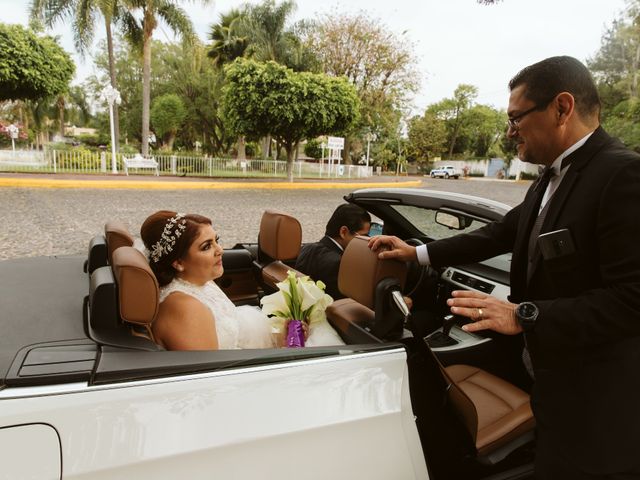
326, 136, 344, 150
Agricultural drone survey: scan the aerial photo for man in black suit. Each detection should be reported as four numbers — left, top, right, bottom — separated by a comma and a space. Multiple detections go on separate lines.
370, 56, 640, 478
295, 203, 371, 300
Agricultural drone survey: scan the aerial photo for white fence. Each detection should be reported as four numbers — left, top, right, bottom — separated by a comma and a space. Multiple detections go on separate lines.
0, 149, 373, 179
431, 158, 539, 179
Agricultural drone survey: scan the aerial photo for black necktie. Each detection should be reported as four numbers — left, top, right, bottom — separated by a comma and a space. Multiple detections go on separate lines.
526, 166, 556, 279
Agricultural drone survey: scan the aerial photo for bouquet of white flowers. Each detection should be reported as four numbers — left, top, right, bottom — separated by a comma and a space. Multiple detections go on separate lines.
260, 271, 333, 347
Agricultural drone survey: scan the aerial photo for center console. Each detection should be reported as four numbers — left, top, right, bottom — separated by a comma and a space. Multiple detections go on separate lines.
425, 266, 510, 354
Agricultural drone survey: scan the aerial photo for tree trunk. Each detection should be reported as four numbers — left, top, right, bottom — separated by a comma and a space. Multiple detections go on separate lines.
236, 136, 246, 160
105, 18, 120, 151
261, 135, 271, 159
342, 136, 352, 165
57, 95, 65, 137
141, 10, 155, 157
448, 108, 462, 159
286, 143, 295, 182
166, 132, 176, 151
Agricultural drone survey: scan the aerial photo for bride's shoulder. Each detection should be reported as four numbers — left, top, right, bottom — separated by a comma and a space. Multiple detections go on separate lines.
158, 291, 213, 321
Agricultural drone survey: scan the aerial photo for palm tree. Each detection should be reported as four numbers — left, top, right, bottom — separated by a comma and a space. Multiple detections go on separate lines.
207, 8, 249, 160
236, 0, 299, 159
121, 0, 210, 157
243, 0, 296, 64
30, 0, 123, 150
207, 8, 248, 68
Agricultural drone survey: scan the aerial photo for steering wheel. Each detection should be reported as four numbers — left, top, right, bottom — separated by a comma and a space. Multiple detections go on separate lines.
403, 237, 429, 296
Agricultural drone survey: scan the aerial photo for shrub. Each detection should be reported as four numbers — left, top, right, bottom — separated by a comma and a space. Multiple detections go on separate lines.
304, 139, 322, 159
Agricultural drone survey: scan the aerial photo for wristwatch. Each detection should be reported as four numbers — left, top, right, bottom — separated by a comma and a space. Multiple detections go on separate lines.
515, 302, 539, 332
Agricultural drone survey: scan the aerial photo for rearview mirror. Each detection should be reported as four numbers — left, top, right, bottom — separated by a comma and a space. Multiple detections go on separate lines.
435, 211, 473, 230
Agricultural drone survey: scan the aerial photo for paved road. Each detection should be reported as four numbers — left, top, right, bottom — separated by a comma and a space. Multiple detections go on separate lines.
0, 177, 531, 260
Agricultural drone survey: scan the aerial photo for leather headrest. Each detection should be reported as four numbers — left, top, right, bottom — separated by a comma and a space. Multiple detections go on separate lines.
338, 236, 407, 309
259, 210, 302, 261
105, 220, 134, 264
112, 246, 159, 326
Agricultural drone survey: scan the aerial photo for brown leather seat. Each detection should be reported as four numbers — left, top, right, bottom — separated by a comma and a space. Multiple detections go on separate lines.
105, 220, 134, 265
326, 236, 407, 343
326, 236, 534, 464
111, 246, 159, 342
257, 210, 304, 290
444, 364, 534, 463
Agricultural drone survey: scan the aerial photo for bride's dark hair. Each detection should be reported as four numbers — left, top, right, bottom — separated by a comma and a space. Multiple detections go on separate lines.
140, 210, 212, 286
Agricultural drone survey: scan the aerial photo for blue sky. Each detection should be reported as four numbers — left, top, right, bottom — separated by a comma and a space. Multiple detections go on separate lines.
0, 0, 629, 113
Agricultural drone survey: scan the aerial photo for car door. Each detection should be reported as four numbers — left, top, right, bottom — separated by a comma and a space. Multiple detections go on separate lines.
0, 346, 429, 479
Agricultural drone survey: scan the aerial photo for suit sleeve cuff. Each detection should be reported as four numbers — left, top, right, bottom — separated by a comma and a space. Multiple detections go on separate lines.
415, 244, 431, 266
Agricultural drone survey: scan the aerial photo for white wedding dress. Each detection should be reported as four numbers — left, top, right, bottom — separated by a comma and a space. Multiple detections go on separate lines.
159, 278, 344, 349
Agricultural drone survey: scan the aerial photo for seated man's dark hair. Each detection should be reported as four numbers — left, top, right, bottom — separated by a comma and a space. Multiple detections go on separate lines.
325, 203, 371, 238
509, 55, 601, 121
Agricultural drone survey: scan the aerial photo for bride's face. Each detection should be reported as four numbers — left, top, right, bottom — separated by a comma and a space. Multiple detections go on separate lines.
174, 224, 224, 285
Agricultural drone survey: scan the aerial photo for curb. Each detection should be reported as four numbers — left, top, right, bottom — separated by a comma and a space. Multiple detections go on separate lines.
0, 177, 423, 190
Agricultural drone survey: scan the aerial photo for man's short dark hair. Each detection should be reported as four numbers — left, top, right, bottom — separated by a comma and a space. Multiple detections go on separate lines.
509, 56, 601, 121
325, 204, 371, 238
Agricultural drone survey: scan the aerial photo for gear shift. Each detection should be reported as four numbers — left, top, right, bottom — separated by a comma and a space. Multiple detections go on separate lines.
425, 314, 460, 348
442, 314, 460, 336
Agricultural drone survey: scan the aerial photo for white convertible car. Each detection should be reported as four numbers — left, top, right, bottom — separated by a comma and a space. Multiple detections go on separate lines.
0, 188, 535, 480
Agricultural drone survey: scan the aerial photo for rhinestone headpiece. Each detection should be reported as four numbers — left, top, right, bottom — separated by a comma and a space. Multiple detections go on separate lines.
150, 213, 187, 263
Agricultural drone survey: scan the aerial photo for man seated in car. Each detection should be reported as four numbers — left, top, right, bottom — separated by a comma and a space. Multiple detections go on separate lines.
295, 204, 371, 300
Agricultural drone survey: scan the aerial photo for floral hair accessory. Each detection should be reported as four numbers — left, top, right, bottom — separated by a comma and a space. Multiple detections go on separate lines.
150, 213, 187, 263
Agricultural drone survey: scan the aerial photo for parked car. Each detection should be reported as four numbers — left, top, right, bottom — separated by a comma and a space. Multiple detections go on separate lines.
0, 188, 534, 480
429, 165, 462, 179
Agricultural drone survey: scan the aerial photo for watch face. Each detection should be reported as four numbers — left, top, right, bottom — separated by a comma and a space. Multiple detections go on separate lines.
519, 302, 537, 319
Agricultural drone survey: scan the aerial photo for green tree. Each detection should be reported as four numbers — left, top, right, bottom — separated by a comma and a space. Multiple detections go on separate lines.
243, 0, 297, 64
0, 23, 75, 101
120, 0, 209, 156
30, 0, 124, 149
221, 59, 360, 181
207, 8, 247, 67
465, 104, 506, 157
588, 1, 640, 150
150, 93, 186, 150
434, 84, 478, 158
407, 112, 447, 163
209, 1, 315, 159
305, 12, 418, 163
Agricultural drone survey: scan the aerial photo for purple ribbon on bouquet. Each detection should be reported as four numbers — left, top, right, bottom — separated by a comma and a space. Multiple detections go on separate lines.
286, 319, 305, 348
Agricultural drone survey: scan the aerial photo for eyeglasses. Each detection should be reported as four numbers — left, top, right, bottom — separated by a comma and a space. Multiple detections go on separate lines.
507, 98, 554, 131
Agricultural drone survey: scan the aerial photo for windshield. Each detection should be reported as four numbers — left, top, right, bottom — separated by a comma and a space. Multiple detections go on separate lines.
389, 204, 512, 273
390, 205, 486, 241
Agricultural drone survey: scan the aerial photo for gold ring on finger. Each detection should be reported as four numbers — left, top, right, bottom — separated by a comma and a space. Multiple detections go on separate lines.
477, 308, 483, 320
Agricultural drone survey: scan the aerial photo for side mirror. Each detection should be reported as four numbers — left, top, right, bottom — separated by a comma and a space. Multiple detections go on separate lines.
368, 222, 383, 237
435, 211, 473, 230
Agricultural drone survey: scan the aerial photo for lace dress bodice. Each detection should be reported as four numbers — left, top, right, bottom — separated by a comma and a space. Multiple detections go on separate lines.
159, 278, 272, 349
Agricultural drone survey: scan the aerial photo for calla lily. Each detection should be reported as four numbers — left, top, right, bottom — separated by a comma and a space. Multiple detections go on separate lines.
260, 270, 333, 325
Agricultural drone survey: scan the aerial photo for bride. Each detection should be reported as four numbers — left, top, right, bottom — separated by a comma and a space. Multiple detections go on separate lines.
140, 210, 344, 351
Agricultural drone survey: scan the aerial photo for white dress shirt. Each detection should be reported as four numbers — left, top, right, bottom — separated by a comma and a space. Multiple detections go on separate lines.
415, 130, 594, 266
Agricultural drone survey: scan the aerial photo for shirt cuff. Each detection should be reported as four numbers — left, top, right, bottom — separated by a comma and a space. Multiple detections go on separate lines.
415, 244, 431, 266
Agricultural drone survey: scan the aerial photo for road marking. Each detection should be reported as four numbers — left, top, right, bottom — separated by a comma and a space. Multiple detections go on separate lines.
0, 177, 422, 190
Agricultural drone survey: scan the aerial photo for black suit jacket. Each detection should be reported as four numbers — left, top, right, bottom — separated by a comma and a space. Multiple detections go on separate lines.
428, 127, 640, 474
295, 236, 344, 300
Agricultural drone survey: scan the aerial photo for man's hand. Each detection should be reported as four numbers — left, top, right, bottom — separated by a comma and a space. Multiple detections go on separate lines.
368, 235, 418, 262
447, 290, 522, 335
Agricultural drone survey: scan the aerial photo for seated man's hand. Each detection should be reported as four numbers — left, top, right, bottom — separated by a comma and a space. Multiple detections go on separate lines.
368, 235, 418, 262
403, 296, 413, 311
